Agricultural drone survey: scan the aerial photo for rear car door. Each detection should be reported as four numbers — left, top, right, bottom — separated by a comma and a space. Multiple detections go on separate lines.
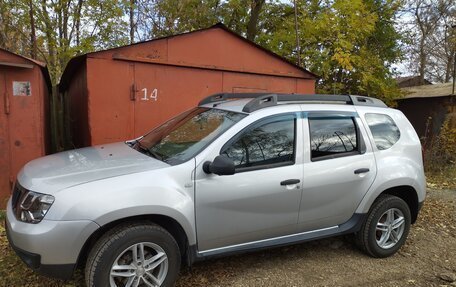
297, 111, 377, 232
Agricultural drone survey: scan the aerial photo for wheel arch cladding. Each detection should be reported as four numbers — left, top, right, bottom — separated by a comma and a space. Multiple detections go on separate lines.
76, 214, 189, 269
380, 185, 420, 224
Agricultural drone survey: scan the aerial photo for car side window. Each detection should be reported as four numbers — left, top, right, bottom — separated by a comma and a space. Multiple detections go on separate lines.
221, 115, 296, 171
309, 116, 359, 160
365, 113, 400, 150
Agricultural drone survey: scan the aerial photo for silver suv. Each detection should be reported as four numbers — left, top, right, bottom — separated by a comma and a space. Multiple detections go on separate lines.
6, 93, 425, 287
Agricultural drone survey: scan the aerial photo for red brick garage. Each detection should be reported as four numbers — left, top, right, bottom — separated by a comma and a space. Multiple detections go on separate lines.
0, 48, 51, 204
59, 24, 317, 148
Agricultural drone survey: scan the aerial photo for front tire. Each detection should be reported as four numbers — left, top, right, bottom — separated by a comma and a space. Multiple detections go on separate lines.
356, 195, 411, 258
85, 222, 181, 287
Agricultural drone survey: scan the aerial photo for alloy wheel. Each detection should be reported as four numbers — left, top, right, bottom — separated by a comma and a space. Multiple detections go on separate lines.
109, 242, 168, 287
375, 208, 406, 249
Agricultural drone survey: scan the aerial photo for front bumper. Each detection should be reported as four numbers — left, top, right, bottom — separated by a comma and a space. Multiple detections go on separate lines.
5, 198, 99, 279
5, 223, 75, 279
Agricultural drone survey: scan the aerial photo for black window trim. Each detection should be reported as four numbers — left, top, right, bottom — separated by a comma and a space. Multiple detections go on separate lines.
308, 115, 366, 162
220, 113, 298, 173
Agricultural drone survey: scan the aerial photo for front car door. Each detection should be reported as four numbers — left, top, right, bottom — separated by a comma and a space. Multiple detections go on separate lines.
195, 112, 304, 252
297, 110, 377, 232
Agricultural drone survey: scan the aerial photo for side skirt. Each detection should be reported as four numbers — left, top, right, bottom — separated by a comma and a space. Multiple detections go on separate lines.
187, 213, 366, 265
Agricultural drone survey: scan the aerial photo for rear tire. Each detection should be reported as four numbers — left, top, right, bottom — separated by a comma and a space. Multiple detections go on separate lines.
356, 195, 411, 258
85, 222, 181, 287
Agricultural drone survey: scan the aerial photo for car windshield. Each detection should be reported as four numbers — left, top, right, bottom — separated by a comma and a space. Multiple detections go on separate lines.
132, 107, 246, 165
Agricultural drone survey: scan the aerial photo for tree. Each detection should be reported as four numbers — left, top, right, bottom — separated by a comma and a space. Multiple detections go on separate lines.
129, 0, 135, 44
246, 0, 265, 41
401, 0, 456, 83
132, 0, 220, 40
131, 0, 268, 41
0, 0, 407, 103
0, 0, 31, 56
257, 0, 404, 103
0, 0, 129, 84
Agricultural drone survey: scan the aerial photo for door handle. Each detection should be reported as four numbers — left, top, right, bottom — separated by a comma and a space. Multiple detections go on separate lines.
280, 179, 300, 186
354, 168, 370, 174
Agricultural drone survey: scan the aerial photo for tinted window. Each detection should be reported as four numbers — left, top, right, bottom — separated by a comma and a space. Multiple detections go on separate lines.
309, 117, 358, 160
221, 116, 296, 169
365, 113, 400, 150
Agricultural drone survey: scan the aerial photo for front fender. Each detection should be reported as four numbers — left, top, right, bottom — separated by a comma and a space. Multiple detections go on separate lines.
45, 168, 196, 245
93, 205, 196, 245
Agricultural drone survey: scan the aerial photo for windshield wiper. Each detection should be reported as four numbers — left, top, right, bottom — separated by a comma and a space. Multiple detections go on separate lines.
148, 149, 163, 161
134, 141, 163, 161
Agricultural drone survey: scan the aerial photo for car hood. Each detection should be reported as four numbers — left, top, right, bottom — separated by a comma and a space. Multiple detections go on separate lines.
17, 142, 169, 195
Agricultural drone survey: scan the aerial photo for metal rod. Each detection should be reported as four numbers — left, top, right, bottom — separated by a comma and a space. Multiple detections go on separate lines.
293, 0, 301, 67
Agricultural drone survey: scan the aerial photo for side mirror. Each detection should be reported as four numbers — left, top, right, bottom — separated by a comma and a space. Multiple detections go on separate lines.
203, 155, 235, 176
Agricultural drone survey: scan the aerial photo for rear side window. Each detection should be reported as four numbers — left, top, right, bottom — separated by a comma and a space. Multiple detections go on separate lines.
308, 117, 359, 160
365, 113, 400, 150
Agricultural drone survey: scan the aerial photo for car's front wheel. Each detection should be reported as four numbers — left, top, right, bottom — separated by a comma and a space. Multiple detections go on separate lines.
85, 222, 181, 287
356, 194, 411, 258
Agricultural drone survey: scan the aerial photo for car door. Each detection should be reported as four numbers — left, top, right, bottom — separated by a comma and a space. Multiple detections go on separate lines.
297, 111, 377, 232
195, 113, 303, 252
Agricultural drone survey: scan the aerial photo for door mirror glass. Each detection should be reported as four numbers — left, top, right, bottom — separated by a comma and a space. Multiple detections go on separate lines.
203, 155, 235, 175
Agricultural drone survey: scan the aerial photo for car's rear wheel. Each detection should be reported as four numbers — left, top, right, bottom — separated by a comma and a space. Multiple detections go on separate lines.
356, 194, 411, 258
85, 222, 181, 287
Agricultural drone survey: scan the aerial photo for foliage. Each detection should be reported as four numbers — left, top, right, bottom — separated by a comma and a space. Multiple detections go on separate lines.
257, 0, 404, 104
422, 115, 456, 190
438, 117, 456, 158
0, 0, 406, 101
423, 117, 456, 189
0, 0, 29, 55
0, 0, 129, 84
134, 0, 221, 39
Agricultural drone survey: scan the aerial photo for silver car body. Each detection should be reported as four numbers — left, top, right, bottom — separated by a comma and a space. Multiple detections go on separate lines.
5, 97, 426, 279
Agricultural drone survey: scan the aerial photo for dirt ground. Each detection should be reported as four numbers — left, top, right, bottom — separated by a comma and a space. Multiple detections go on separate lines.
1, 188, 455, 287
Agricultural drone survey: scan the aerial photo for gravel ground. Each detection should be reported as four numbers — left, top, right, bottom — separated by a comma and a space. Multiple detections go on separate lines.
1, 188, 455, 287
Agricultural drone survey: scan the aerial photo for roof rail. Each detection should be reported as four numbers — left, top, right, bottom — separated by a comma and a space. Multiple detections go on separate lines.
198, 93, 387, 112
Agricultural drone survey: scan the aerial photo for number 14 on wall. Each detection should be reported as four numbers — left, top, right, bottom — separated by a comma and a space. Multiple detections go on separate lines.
141, 88, 158, 101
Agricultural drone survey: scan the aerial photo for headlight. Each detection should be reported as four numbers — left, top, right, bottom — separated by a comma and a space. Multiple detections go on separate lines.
16, 191, 54, 224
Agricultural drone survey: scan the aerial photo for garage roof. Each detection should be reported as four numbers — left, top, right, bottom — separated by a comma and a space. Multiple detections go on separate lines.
0, 48, 52, 88
400, 82, 455, 99
60, 23, 318, 90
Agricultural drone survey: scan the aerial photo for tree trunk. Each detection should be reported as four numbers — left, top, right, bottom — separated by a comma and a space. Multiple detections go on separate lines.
415, 1, 430, 85
246, 0, 265, 41
419, 36, 426, 84
28, 0, 37, 59
41, 0, 57, 84
130, 0, 135, 44
75, 0, 83, 46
